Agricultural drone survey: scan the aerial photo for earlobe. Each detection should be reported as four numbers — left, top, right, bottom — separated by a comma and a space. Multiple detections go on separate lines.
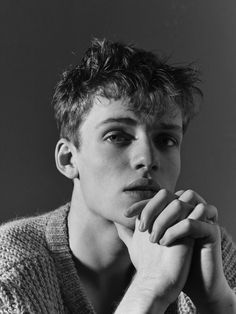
55, 139, 79, 179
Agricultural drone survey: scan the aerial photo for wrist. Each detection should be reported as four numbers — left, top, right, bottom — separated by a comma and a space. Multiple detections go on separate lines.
115, 275, 170, 314
198, 284, 236, 314
132, 274, 171, 311
135, 272, 179, 305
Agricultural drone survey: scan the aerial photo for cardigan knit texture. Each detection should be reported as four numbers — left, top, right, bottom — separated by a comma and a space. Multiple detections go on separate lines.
0, 203, 236, 314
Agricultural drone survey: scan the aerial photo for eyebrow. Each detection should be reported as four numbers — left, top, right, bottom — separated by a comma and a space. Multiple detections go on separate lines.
158, 122, 183, 133
96, 117, 138, 128
96, 117, 183, 133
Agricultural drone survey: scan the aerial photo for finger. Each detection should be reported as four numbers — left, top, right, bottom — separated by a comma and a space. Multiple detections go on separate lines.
114, 222, 133, 247
188, 203, 218, 223
159, 219, 218, 246
124, 199, 150, 217
178, 189, 206, 206
175, 190, 185, 197
139, 189, 177, 232
149, 199, 194, 243
124, 189, 179, 218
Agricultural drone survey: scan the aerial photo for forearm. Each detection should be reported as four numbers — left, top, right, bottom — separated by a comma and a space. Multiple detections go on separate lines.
197, 284, 236, 314
114, 275, 169, 314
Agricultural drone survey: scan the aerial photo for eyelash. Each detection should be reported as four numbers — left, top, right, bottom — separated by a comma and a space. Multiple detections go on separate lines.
104, 131, 134, 145
104, 131, 180, 149
154, 134, 179, 149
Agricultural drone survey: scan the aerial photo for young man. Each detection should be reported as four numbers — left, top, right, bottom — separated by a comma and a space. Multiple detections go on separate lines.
1, 39, 236, 314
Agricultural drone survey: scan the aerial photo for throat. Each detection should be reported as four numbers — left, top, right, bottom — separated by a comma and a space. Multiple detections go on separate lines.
68, 197, 129, 271
73, 256, 134, 314
68, 185, 134, 313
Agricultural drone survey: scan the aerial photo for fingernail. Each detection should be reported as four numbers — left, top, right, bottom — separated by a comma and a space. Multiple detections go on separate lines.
139, 220, 145, 231
150, 232, 156, 243
159, 238, 165, 245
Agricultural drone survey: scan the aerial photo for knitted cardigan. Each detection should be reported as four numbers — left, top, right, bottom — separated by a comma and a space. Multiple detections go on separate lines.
0, 204, 236, 314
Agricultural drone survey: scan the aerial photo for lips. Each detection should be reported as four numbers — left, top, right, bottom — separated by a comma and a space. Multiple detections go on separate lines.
124, 178, 160, 194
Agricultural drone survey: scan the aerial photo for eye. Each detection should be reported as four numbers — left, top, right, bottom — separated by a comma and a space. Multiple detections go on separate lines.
105, 131, 133, 145
154, 133, 180, 149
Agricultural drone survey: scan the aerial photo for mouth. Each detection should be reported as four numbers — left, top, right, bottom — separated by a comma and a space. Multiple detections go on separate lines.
124, 189, 157, 201
123, 178, 160, 200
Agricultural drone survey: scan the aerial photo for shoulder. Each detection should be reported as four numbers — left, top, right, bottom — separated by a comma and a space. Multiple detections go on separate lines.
0, 204, 71, 313
0, 207, 64, 274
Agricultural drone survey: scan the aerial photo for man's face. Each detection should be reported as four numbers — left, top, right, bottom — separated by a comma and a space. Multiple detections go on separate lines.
74, 96, 183, 229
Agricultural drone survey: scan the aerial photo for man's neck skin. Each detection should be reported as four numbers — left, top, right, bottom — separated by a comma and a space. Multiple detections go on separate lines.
68, 180, 133, 313
68, 180, 131, 274
68, 180, 170, 314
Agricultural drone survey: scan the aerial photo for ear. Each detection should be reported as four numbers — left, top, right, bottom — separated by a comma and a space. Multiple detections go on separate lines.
55, 138, 79, 179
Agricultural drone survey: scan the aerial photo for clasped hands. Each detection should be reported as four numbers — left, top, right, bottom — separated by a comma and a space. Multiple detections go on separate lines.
115, 189, 233, 313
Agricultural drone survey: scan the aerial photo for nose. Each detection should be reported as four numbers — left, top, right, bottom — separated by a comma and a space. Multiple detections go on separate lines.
130, 135, 159, 172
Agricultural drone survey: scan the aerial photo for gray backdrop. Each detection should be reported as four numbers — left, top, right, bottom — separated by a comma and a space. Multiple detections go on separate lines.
1, 0, 236, 239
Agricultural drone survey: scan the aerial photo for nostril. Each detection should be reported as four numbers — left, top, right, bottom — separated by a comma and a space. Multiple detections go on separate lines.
135, 163, 146, 170
135, 163, 158, 172
152, 164, 158, 171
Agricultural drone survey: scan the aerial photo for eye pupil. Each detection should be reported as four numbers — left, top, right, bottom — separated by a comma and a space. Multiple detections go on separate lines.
111, 134, 122, 141
154, 134, 178, 149
106, 131, 132, 145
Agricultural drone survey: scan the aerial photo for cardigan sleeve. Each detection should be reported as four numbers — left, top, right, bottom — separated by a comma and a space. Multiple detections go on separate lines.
221, 227, 236, 293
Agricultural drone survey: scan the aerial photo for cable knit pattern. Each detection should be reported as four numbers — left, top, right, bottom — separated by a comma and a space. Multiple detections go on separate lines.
0, 204, 236, 313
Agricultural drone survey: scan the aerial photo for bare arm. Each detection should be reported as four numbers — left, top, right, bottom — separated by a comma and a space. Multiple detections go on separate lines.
115, 275, 168, 314
114, 216, 194, 313
115, 188, 236, 313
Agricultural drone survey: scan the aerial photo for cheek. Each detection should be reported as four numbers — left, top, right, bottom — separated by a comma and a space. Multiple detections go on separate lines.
172, 153, 181, 175
170, 154, 181, 178
160, 153, 181, 187
170, 158, 181, 189
79, 145, 127, 186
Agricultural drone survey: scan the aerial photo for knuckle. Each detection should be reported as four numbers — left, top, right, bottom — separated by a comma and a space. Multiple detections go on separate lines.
172, 199, 181, 209
196, 202, 206, 214
185, 189, 195, 198
183, 218, 192, 230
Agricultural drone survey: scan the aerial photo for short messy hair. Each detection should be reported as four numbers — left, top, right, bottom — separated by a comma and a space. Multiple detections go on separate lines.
53, 38, 202, 147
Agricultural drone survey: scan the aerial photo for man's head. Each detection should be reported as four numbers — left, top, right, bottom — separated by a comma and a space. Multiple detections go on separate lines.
53, 39, 202, 228
53, 38, 201, 149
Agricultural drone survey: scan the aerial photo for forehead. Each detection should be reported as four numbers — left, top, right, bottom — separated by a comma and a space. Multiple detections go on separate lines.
82, 96, 183, 131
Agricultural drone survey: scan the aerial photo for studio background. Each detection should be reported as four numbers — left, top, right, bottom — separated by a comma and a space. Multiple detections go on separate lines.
1, 1, 236, 239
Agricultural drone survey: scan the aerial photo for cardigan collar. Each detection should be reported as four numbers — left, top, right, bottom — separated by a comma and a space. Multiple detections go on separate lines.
45, 203, 180, 314
45, 203, 95, 314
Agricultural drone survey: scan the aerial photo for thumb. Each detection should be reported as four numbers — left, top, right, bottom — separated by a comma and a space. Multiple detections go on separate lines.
114, 223, 133, 248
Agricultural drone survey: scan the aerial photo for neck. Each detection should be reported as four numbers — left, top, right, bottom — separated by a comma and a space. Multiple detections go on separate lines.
68, 180, 131, 274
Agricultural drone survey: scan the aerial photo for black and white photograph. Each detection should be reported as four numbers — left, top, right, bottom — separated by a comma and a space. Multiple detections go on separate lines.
1, 1, 236, 313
